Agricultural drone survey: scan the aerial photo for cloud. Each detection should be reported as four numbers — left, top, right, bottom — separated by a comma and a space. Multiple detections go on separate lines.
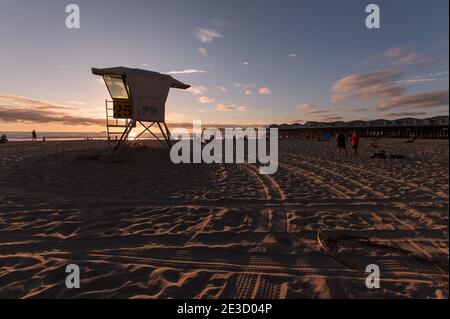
384, 112, 428, 118
258, 87, 271, 95
198, 47, 207, 56
0, 107, 104, 126
235, 83, 256, 96
167, 69, 206, 75
241, 61, 250, 65
331, 68, 404, 102
296, 103, 330, 115
321, 115, 343, 122
0, 94, 75, 110
0, 95, 103, 126
67, 100, 86, 106
296, 103, 315, 111
235, 83, 255, 89
332, 69, 449, 113
198, 96, 214, 104
383, 45, 434, 65
374, 90, 449, 111
340, 107, 368, 112
216, 86, 227, 93
305, 109, 330, 115
216, 104, 248, 112
392, 53, 434, 65
187, 85, 207, 95
383, 46, 406, 59
289, 53, 297, 57
394, 76, 448, 85
195, 27, 222, 43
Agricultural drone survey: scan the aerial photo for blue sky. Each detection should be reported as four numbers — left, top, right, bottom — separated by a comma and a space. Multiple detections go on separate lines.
0, 0, 448, 131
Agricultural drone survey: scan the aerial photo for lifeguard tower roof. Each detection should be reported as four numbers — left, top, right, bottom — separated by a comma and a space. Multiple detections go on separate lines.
92, 67, 190, 89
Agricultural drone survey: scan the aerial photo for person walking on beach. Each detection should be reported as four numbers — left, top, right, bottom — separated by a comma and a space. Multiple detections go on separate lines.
32, 130, 37, 141
336, 131, 347, 156
351, 130, 359, 157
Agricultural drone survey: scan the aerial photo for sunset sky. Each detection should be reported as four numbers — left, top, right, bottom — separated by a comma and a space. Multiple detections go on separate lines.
0, 0, 448, 132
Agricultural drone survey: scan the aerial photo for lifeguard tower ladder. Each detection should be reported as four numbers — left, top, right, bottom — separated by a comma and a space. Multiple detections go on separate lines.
105, 99, 135, 141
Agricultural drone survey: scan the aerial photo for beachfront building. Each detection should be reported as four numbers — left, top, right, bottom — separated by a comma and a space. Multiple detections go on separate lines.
270, 116, 449, 139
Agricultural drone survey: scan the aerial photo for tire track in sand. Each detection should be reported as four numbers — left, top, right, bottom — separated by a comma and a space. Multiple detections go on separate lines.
294, 154, 448, 200
232, 163, 287, 298
286, 155, 446, 230
281, 163, 353, 199
291, 157, 388, 199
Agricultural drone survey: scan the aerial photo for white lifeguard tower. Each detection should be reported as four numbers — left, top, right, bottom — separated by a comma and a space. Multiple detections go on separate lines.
92, 67, 190, 150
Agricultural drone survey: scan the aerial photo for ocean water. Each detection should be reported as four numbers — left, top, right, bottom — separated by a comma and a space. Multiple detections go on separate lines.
1, 132, 107, 141
1, 131, 164, 141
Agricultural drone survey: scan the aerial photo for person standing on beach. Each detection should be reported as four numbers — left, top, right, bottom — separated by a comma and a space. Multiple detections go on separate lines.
32, 130, 37, 141
351, 130, 359, 157
336, 131, 347, 156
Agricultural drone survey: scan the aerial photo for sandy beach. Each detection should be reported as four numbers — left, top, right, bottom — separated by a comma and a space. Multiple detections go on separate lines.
0, 138, 448, 298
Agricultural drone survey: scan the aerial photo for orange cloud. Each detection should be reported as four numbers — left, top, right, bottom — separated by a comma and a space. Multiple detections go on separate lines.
0, 94, 103, 126
216, 104, 248, 112
331, 68, 404, 102
375, 90, 449, 111
258, 87, 271, 95
198, 96, 214, 104
383, 45, 434, 65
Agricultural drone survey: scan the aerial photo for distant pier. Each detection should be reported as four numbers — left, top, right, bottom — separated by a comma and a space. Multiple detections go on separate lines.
269, 116, 449, 139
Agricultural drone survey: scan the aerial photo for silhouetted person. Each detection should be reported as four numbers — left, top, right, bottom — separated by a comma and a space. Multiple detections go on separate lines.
32, 130, 37, 141
351, 130, 359, 157
336, 131, 347, 156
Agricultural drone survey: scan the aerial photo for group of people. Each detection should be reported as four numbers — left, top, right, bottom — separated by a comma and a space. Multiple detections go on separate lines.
335, 130, 360, 157
0, 131, 45, 144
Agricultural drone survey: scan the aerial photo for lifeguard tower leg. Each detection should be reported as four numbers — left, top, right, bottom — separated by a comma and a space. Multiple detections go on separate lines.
163, 122, 172, 147
114, 119, 136, 154
157, 122, 172, 149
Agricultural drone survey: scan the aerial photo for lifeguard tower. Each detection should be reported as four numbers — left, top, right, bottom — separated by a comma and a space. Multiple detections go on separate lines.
92, 67, 190, 150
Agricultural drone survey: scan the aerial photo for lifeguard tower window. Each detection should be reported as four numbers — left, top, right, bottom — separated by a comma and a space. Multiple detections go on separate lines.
103, 75, 130, 99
